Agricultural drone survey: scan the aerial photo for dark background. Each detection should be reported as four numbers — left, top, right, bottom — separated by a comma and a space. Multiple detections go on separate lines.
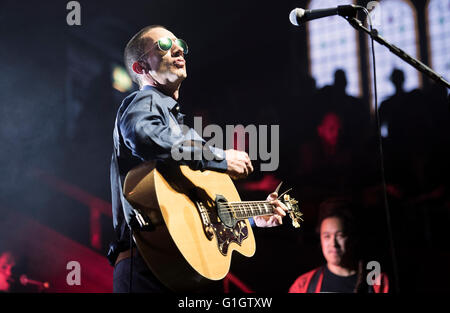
0, 0, 449, 292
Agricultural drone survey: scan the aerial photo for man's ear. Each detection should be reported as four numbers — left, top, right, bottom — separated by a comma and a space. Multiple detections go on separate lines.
132, 61, 148, 74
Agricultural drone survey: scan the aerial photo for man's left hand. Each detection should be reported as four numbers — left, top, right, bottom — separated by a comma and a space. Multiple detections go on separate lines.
253, 192, 288, 227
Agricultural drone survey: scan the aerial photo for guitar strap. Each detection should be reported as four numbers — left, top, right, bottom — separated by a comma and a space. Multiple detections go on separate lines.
306, 266, 324, 293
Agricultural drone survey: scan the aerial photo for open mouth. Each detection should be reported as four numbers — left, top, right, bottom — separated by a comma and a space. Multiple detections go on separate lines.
173, 59, 185, 68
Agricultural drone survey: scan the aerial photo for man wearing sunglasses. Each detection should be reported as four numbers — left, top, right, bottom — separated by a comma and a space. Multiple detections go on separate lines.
109, 25, 288, 293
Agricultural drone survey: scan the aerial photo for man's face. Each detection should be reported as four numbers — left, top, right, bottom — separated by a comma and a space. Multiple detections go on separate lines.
317, 112, 341, 146
320, 217, 349, 267
141, 27, 187, 85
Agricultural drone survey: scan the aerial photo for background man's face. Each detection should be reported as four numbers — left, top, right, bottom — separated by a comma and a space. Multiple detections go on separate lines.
142, 27, 187, 85
320, 217, 349, 267
317, 112, 341, 147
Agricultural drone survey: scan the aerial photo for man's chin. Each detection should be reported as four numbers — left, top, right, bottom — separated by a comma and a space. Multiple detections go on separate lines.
160, 77, 184, 87
178, 69, 187, 79
168, 70, 187, 83
327, 256, 343, 265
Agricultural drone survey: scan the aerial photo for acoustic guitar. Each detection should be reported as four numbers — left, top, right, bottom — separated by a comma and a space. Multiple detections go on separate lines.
123, 162, 303, 291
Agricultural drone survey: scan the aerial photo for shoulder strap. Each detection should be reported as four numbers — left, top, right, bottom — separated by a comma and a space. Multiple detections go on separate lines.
306, 266, 325, 293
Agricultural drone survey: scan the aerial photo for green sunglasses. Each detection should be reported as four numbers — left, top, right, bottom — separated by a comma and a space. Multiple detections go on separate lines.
139, 37, 189, 60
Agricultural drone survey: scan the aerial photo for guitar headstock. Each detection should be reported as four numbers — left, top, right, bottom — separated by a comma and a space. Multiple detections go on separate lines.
282, 193, 304, 228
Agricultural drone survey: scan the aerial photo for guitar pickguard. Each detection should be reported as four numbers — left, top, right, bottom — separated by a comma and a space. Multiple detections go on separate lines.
213, 220, 248, 256
195, 201, 249, 256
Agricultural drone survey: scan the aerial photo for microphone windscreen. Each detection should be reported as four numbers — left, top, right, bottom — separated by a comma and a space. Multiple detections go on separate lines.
289, 8, 305, 26
19, 274, 28, 285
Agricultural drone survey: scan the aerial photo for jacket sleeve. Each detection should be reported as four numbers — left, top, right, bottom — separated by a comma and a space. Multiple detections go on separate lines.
120, 93, 228, 172
288, 268, 319, 293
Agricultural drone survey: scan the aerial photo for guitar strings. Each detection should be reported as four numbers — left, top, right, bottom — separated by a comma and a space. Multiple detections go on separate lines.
214, 201, 290, 216
217, 202, 277, 209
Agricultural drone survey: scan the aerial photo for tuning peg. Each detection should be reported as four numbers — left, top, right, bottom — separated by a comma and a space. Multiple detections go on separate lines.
274, 181, 283, 195
279, 188, 293, 200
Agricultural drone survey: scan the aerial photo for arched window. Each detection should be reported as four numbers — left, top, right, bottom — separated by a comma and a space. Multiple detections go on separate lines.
307, 0, 362, 97
368, 0, 420, 106
427, 0, 450, 89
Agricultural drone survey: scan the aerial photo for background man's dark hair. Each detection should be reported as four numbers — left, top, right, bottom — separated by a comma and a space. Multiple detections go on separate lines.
124, 25, 167, 86
315, 197, 358, 239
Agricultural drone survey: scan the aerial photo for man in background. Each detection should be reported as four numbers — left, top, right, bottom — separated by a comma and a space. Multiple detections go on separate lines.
289, 198, 389, 293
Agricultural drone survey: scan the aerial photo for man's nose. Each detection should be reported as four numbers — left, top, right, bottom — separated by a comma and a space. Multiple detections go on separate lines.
171, 42, 184, 57
333, 236, 340, 247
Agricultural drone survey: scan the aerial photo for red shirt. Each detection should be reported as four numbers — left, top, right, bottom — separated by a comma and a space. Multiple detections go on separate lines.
289, 266, 389, 293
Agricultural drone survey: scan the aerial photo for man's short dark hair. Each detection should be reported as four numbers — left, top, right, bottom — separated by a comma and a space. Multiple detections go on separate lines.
316, 197, 365, 261
124, 25, 167, 85
316, 197, 357, 237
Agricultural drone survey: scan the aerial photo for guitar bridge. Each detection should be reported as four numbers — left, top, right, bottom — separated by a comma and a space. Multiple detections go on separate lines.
196, 201, 215, 240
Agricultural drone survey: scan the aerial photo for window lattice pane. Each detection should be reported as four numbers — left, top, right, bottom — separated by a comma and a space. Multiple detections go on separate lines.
308, 0, 361, 97
428, 0, 450, 89
368, 0, 420, 106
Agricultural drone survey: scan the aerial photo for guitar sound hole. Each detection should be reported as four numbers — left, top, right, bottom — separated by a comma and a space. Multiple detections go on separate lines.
215, 195, 235, 228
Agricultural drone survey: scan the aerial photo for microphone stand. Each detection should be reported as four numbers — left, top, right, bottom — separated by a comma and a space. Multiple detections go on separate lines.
344, 16, 450, 89
341, 13, 449, 294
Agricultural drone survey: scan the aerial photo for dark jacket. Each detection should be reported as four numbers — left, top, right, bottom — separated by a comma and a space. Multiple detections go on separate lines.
108, 85, 227, 264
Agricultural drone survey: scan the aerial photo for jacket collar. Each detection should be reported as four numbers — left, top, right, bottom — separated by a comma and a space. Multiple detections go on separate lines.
141, 85, 178, 111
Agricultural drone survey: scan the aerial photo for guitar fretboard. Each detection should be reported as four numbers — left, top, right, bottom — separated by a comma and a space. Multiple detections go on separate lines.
225, 201, 275, 219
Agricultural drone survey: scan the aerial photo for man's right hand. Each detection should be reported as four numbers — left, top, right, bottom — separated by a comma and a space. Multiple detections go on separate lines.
225, 149, 253, 180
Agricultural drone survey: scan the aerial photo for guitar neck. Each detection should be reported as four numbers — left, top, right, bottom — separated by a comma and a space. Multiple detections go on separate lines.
226, 201, 276, 219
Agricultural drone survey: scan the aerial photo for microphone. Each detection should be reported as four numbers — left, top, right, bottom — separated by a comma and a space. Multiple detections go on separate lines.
289, 5, 361, 26
19, 274, 50, 290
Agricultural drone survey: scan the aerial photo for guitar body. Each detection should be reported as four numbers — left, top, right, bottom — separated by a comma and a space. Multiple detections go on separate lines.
123, 163, 256, 292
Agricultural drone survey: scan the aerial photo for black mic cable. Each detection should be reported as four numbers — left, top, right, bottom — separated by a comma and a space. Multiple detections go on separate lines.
356, 8, 400, 293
